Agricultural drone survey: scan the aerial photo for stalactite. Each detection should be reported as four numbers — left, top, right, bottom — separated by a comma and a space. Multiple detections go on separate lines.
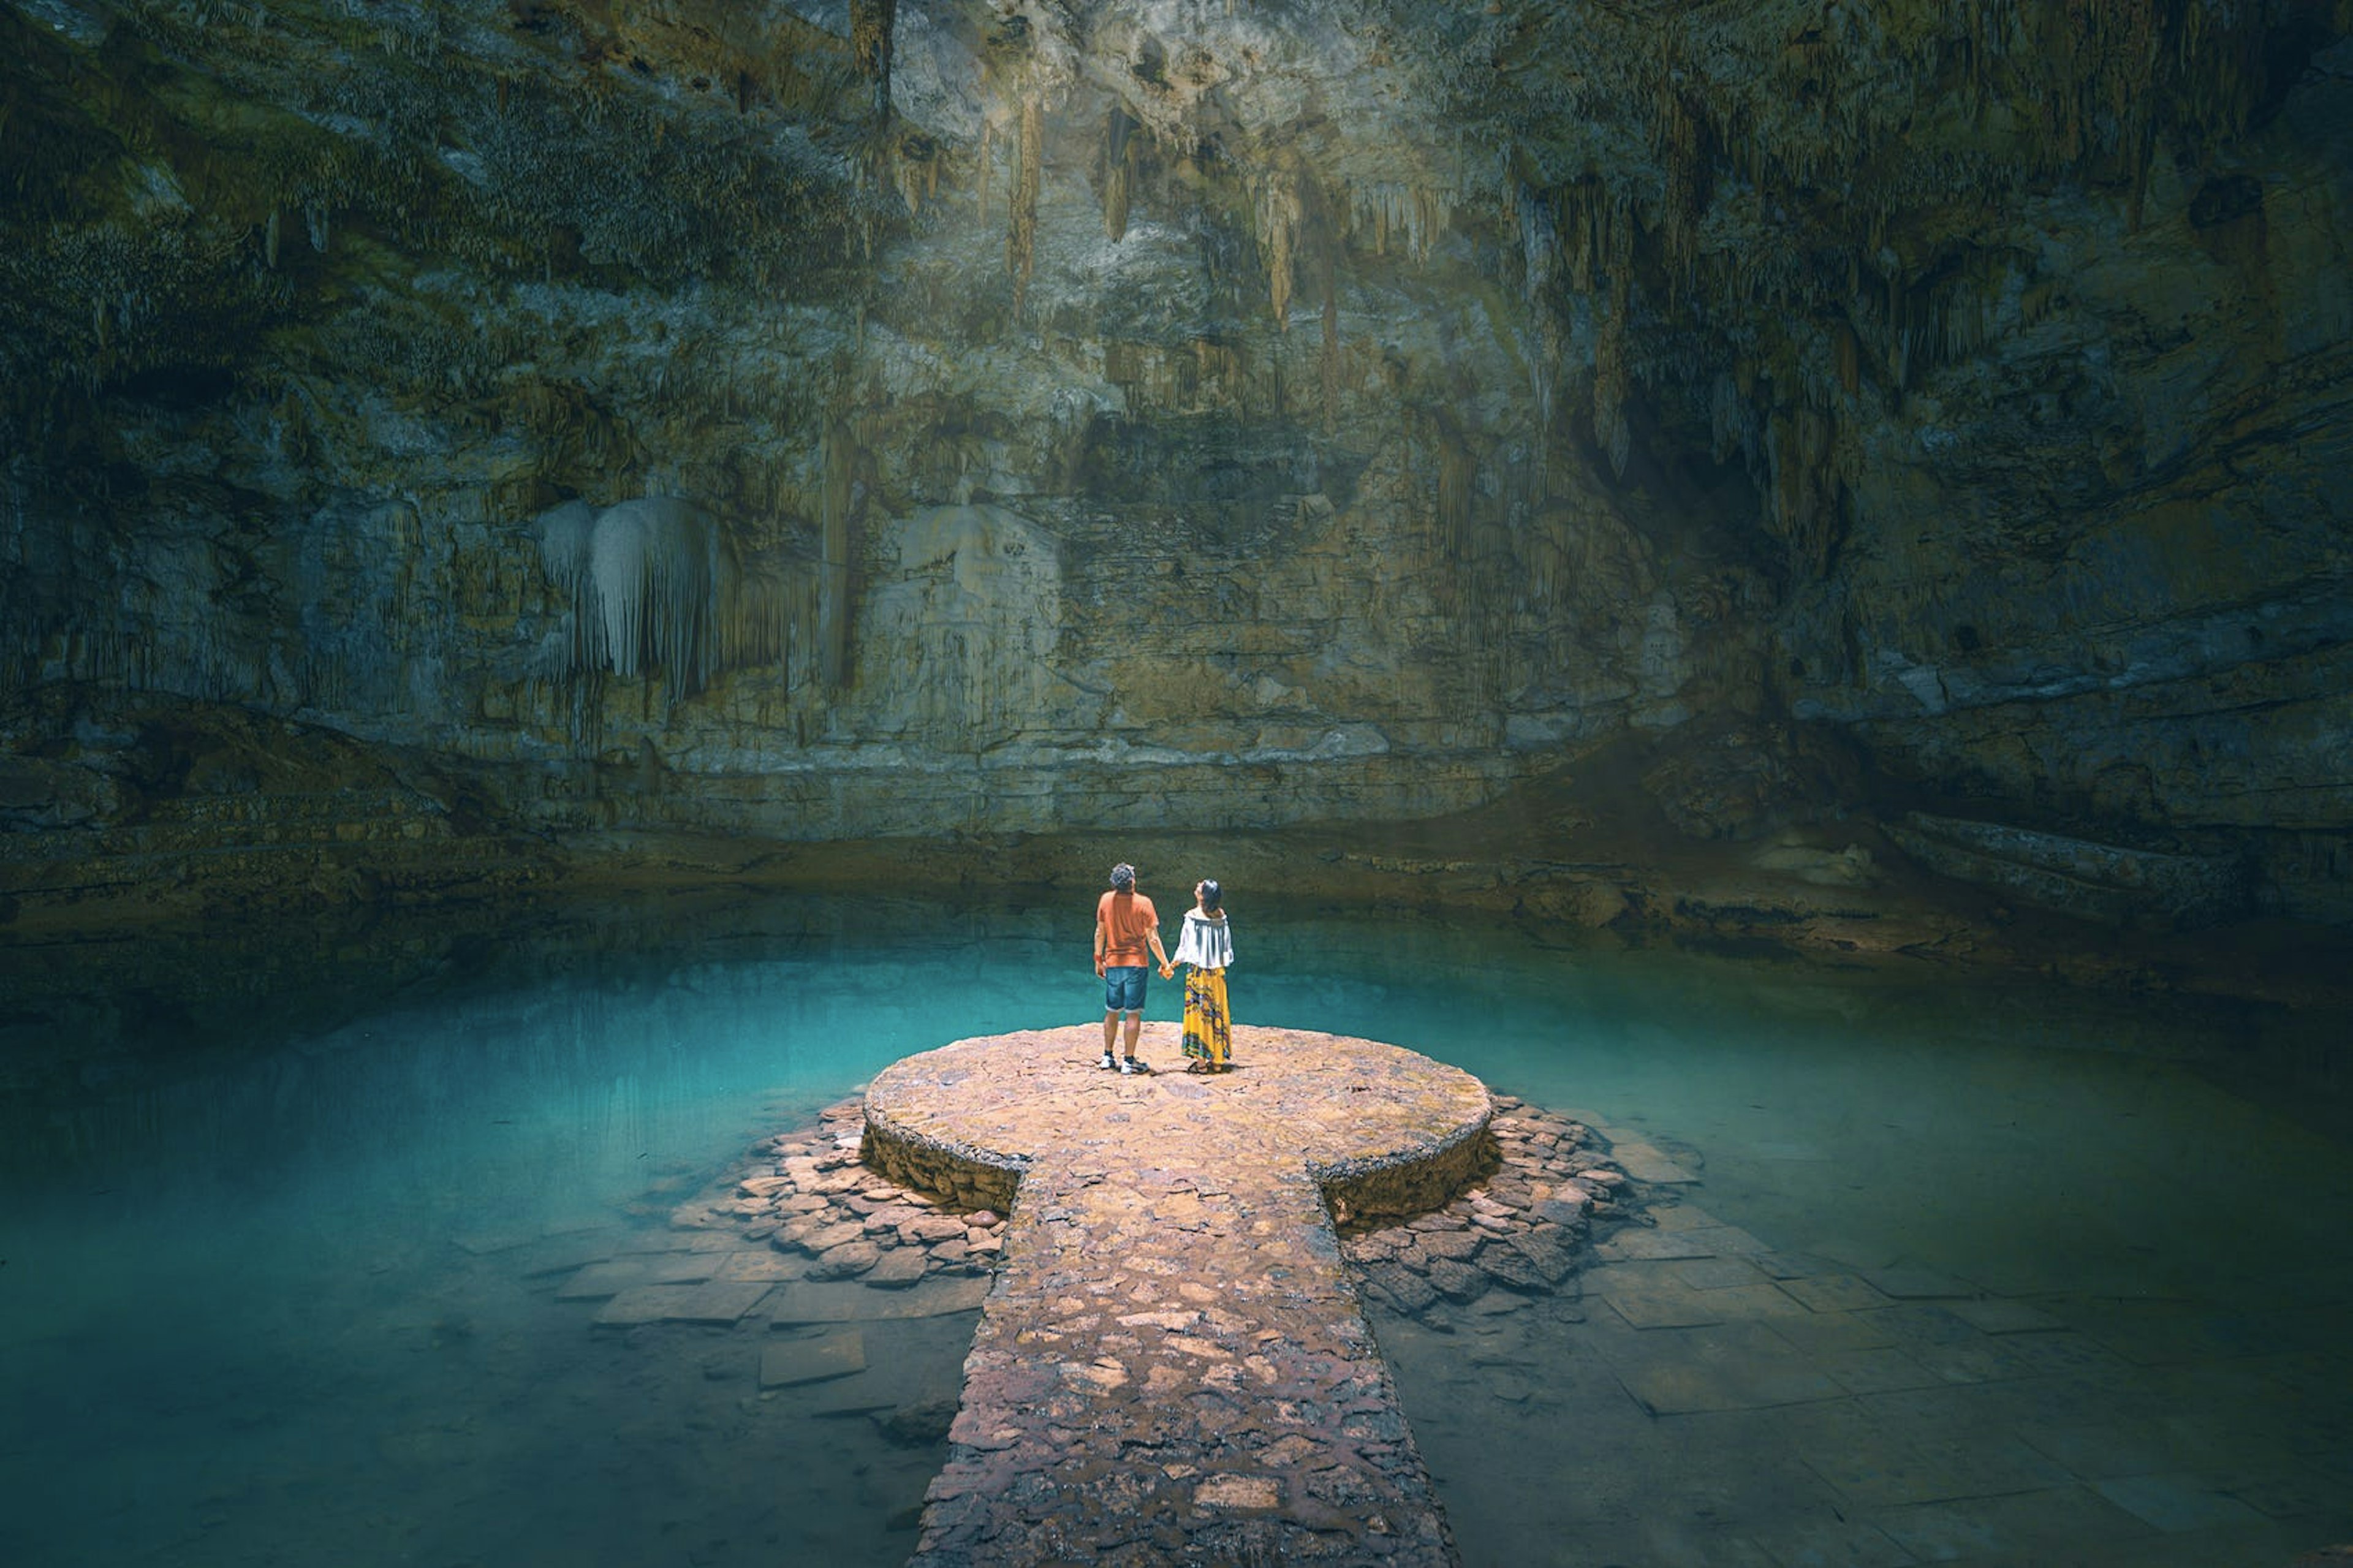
819, 420, 863, 690
849, 0, 898, 116
1708, 372, 1745, 466
1652, 81, 1707, 289
1591, 207, 1635, 479
1593, 295, 1630, 482
1762, 407, 1840, 578
976, 116, 991, 224
1516, 184, 1558, 303
536, 498, 601, 674
1008, 94, 1041, 320
1320, 266, 1339, 435
893, 131, 937, 216
1103, 339, 1139, 414
1562, 178, 1597, 294
1435, 419, 1474, 566
1255, 172, 1300, 329
721, 556, 823, 694
1533, 308, 1565, 455
1191, 337, 1243, 412
1102, 105, 1135, 242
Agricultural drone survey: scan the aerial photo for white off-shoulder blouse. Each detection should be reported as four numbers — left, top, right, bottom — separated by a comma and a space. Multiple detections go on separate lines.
1172, 909, 1234, 970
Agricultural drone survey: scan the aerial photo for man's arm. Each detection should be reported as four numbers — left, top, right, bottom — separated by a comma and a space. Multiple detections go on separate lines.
1093, 907, 1108, 975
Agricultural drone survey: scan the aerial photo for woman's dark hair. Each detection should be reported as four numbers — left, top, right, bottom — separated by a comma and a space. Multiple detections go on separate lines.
1198, 879, 1222, 912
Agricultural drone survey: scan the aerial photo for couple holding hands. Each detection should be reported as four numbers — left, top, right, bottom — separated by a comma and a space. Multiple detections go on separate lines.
1091, 862, 1235, 1076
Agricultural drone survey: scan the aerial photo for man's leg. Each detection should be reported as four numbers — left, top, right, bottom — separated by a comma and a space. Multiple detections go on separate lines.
1123, 1010, 1143, 1059
1102, 1010, 1119, 1063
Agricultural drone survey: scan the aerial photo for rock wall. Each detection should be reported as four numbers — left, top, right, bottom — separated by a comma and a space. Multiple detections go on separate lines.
2, 0, 2349, 926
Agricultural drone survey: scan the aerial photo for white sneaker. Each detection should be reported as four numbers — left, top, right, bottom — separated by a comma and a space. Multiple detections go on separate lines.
1097, 1052, 1115, 1070
1120, 1057, 1145, 1075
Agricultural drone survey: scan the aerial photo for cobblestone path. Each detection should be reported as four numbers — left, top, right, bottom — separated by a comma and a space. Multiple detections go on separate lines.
861, 1023, 1494, 1566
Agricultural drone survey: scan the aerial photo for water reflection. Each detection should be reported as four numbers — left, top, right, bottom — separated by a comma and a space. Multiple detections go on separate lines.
0, 890, 2346, 1566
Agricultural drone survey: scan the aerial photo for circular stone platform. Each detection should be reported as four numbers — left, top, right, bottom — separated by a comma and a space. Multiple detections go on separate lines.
860, 1023, 1494, 1566
862, 1022, 1495, 1225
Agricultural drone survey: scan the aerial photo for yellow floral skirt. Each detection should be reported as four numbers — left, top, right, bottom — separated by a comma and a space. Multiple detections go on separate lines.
1181, 966, 1232, 1070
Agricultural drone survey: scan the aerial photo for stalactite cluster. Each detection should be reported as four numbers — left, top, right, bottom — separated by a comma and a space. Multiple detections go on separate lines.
1347, 181, 1455, 263
532, 497, 828, 706
1432, 0, 2352, 579
1101, 338, 1250, 419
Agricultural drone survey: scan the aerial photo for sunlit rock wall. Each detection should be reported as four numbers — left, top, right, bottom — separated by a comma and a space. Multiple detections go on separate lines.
2, 0, 2349, 920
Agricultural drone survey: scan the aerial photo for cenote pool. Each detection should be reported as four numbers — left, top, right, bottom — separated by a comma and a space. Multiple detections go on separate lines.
2, 892, 2347, 1567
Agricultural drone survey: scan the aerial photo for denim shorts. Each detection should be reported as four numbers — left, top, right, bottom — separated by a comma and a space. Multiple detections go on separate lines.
1102, 965, 1147, 1014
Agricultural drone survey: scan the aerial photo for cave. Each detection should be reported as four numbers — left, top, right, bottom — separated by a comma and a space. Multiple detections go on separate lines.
2, 2, 2351, 1564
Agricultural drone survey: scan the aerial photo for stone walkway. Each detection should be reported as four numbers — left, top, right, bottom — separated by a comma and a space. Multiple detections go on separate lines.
860, 1023, 1495, 1566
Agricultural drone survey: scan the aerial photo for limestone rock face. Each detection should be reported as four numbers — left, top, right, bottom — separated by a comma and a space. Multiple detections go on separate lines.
1, 0, 2348, 923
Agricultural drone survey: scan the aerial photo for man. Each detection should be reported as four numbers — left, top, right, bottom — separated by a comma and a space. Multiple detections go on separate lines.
1093, 862, 1170, 1074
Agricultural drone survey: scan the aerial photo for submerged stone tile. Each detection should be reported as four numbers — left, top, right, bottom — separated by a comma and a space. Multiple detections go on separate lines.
593, 1284, 702, 1325
685, 1277, 773, 1321
1648, 1203, 1724, 1232
1746, 1514, 1915, 1566
1866, 1482, 2156, 1564
592, 1278, 771, 1325
1675, 1224, 1771, 1256
1859, 1265, 1977, 1300
710, 1249, 807, 1282
760, 1330, 866, 1388
775, 1274, 994, 1326
806, 1239, 882, 1280
554, 1260, 645, 1300
1608, 1143, 1700, 1184
1817, 1346, 1946, 1395
511, 1235, 619, 1278
1946, 1297, 2067, 1336
1694, 1282, 1815, 1321
1672, 1256, 1775, 1292
863, 1249, 931, 1288
1596, 1229, 1721, 1263
1603, 1282, 1730, 1330
450, 1230, 536, 1256
1801, 1440, 1997, 1509
1776, 1273, 1895, 1314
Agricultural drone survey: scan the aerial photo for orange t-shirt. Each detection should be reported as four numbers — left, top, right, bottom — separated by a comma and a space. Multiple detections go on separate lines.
1096, 890, 1158, 966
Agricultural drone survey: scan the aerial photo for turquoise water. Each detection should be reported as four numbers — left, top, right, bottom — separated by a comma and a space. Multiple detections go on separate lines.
1, 892, 2347, 1566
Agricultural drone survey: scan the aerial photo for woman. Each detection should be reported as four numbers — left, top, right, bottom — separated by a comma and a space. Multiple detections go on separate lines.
1164, 879, 1235, 1072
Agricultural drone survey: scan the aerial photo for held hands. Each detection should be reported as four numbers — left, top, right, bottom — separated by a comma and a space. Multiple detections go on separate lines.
1159, 963, 1176, 979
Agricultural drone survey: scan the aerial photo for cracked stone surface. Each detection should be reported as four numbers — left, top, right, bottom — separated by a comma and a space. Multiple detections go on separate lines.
862, 1023, 1492, 1566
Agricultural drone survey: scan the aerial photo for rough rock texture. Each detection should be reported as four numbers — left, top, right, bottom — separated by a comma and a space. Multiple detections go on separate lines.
2, 1, 2350, 934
